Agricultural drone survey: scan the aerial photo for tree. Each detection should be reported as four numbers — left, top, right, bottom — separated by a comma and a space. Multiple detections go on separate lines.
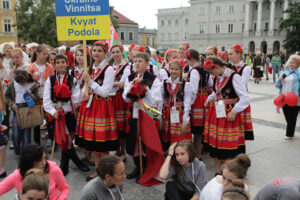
14, 0, 58, 47
279, 2, 300, 54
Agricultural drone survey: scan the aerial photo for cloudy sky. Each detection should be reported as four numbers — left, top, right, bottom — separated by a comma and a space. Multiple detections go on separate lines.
109, 0, 190, 29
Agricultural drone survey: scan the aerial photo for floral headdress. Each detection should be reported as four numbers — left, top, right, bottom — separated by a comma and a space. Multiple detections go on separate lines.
93, 41, 109, 52
204, 60, 217, 69
233, 44, 242, 53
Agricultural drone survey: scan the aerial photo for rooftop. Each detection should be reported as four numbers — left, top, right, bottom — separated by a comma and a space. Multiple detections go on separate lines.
112, 9, 138, 25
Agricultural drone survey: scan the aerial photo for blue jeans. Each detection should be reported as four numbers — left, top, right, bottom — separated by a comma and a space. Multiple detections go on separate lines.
272, 64, 280, 83
12, 103, 31, 155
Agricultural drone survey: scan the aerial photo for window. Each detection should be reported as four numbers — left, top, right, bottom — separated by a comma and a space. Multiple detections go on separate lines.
160, 33, 164, 41
280, 2, 284, 9
222, 46, 225, 52
168, 33, 171, 41
216, 5, 221, 13
129, 32, 133, 41
2, 0, 9, 9
120, 32, 125, 40
242, 4, 246, 12
152, 38, 155, 46
199, 25, 204, 34
265, 22, 269, 30
255, 4, 258, 10
242, 23, 245, 32
184, 32, 189, 40
168, 19, 171, 25
254, 23, 257, 31
4, 19, 11, 32
175, 19, 179, 25
228, 24, 233, 33
200, 7, 205, 14
215, 24, 220, 34
161, 20, 164, 26
175, 32, 179, 41
185, 18, 189, 25
229, 5, 234, 13
146, 37, 150, 45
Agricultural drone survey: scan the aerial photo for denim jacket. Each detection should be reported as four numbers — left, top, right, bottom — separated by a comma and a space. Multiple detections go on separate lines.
275, 68, 300, 106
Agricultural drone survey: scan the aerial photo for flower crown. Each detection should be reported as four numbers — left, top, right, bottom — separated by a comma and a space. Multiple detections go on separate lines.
169, 59, 185, 67
184, 42, 190, 49
212, 46, 218, 53
111, 44, 124, 51
184, 50, 191, 59
93, 41, 109, 52
204, 60, 217, 69
133, 46, 145, 52
233, 44, 242, 53
130, 44, 135, 49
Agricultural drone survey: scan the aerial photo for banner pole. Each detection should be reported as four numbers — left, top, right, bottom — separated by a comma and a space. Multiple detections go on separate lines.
83, 40, 89, 98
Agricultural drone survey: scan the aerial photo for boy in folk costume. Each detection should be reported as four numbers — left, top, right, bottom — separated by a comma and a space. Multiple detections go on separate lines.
123, 53, 163, 185
203, 57, 250, 176
185, 49, 213, 160
43, 54, 89, 176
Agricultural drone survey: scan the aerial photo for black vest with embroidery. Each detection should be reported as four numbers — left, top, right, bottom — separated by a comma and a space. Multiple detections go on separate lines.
213, 71, 238, 99
187, 66, 210, 88
184, 65, 190, 73
237, 64, 247, 76
50, 73, 73, 103
128, 71, 156, 89
115, 64, 129, 82
93, 65, 110, 86
163, 80, 185, 103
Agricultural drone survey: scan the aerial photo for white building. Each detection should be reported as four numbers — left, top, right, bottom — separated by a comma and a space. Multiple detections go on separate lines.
157, 0, 294, 54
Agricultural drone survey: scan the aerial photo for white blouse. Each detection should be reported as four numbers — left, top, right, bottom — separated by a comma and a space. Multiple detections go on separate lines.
236, 60, 251, 87
206, 68, 250, 114
282, 74, 294, 94
159, 64, 169, 82
146, 64, 159, 77
158, 77, 194, 125
43, 74, 81, 116
111, 59, 131, 93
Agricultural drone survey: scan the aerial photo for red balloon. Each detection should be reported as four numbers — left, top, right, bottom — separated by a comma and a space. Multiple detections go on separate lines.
274, 94, 286, 107
285, 92, 299, 107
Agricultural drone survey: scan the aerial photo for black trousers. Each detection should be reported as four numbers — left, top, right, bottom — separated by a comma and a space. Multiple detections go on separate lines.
282, 105, 299, 137
34, 126, 40, 145
165, 181, 194, 200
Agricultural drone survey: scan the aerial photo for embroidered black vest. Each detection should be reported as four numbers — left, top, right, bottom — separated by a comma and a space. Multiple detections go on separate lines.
187, 66, 210, 88
237, 64, 247, 76
163, 80, 185, 103
213, 71, 238, 100
115, 64, 129, 82
93, 65, 110, 86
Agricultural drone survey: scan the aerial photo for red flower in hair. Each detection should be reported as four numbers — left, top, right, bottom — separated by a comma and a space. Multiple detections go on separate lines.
53, 84, 72, 99
130, 44, 135, 49
186, 42, 190, 49
104, 43, 109, 52
204, 60, 216, 69
233, 44, 242, 53
86, 47, 90, 55
184, 50, 190, 59
180, 60, 185, 67
222, 53, 227, 61
93, 41, 109, 52
217, 52, 222, 57
139, 46, 145, 52
213, 46, 218, 53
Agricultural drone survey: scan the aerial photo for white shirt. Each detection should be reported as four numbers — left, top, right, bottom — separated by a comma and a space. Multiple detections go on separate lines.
236, 60, 251, 87
200, 176, 248, 200
43, 74, 81, 116
206, 68, 250, 113
123, 73, 162, 109
111, 59, 131, 93
159, 64, 169, 82
282, 74, 294, 94
14, 81, 34, 104
158, 77, 194, 125
86, 60, 114, 98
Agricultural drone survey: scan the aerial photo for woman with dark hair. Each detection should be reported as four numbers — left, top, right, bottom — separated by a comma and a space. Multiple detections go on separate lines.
203, 57, 250, 176
0, 144, 69, 199
185, 49, 212, 160
253, 52, 264, 84
158, 140, 207, 200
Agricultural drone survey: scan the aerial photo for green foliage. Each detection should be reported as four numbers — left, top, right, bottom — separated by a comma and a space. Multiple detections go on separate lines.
279, 2, 300, 54
14, 0, 58, 47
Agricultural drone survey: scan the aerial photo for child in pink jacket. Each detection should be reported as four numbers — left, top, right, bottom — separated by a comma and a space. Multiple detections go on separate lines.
0, 144, 69, 200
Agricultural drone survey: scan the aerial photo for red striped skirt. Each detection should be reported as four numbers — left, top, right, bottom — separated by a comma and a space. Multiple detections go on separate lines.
76, 95, 118, 152
190, 88, 209, 127
241, 105, 254, 140
112, 91, 129, 132
203, 103, 245, 160
162, 102, 191, 144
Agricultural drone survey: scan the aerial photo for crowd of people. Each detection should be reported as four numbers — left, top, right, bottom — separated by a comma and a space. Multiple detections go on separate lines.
0, 41, 299, 200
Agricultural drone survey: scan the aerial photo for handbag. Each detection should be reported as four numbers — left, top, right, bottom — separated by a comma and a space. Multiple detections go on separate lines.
15, 105, 44, 130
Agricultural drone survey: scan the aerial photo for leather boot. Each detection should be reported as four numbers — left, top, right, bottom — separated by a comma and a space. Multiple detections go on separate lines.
60, 150, 69, 176
67, 144, 89, 172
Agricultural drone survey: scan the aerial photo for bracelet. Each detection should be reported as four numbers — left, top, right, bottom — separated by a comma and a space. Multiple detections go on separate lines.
168, 154, 173, 157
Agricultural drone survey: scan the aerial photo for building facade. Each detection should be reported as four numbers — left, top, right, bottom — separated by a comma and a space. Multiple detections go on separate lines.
138, 28, 157, 48
157, 0, 294, 54
112, 9, 139, 45
0, 0, 17, 43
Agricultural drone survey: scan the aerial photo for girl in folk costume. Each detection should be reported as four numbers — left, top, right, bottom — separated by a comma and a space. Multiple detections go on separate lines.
76, 41, 119, 181
27, 44, 55, 145
228, 44, 254, 140
203, 57, 250, 175
122, 52, 162, 181
160, 59, 192, 144
206, 46, 218, 58
109, 44, 131, 162
43, 54, 89, 176
178, 42, 192, 76
72, 47, 91, 90
185, 49, 213, 160
159, 48, 178, 81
